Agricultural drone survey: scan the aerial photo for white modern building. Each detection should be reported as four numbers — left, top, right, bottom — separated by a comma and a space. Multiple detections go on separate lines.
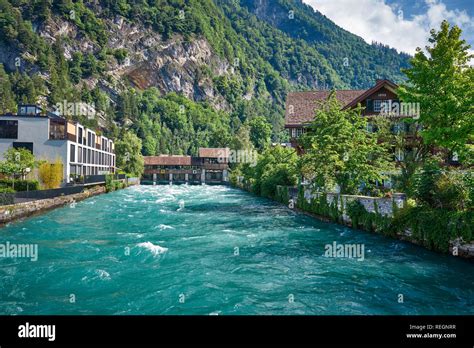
0, 105, 116, 185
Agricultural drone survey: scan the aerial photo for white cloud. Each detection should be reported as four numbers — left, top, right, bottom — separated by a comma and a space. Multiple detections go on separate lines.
302, 0, 474, 55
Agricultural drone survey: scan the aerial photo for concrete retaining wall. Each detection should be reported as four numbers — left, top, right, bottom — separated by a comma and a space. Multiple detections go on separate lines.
299, 188, 406, 222
0, 186, 106, 225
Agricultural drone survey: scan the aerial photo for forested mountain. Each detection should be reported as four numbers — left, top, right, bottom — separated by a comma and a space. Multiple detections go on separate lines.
0, 0, 411, 156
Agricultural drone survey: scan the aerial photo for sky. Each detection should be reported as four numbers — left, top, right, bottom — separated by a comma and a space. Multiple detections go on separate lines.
302, 0, 474, 56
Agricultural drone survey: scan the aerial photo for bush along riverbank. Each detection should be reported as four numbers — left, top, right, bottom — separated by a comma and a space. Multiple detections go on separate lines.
231, 144, 473, 260
275, 184, 473, 260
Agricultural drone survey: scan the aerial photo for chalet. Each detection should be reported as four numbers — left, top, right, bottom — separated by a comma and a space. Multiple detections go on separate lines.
143, 148, 230, 184
285, 79, 419, 155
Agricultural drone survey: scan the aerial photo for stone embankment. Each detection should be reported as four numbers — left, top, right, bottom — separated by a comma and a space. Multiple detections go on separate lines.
234, 181, 474, 260
0, 186, 106, 225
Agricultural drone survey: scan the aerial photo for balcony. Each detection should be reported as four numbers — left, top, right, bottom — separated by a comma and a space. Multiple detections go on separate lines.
49, 120, 67, 140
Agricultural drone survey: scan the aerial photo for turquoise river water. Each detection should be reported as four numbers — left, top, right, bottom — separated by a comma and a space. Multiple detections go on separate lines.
0, 185, 473, 315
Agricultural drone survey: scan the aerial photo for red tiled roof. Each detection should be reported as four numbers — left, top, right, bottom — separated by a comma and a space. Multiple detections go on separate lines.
144, 155, 191, 166
285, 90, 367, 126
198, 148, 230, 158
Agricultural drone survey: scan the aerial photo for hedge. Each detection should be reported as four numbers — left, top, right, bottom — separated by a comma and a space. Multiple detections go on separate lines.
0, 179, 40, 191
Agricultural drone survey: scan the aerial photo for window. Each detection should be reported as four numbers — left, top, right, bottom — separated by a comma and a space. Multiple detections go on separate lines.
70, 144, 76, 162
87, 132, 92, 147
373, 100, 382, 112
374, 100, 391, 113
0, 120, 18, 139
78, 146, 82, 163
78, 128, 83, 144
13, 142, 33, 153
49, 119, 66, 140
290, 128, 304, 138
19, 106, 40, 115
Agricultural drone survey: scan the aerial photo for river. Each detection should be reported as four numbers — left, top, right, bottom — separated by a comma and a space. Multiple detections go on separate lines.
0, 185, 472, 315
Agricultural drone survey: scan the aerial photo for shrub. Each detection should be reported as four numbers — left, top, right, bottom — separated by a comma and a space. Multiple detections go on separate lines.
0, 179, 39, 191
38, 159, 63, 189
411, 163, 470, 210
113, 48, 128, 64
105, 174, 114, 192
113, 180, 123, 191
105, 174, 125, 192
346, 200, 393, 235
392, 205, 473, 252
275, 185, 289, 205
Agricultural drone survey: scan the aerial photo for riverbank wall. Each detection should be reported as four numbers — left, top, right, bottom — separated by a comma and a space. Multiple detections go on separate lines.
0, 186, 105, 225
0, 178, 140, 225
233, 181, 474, 260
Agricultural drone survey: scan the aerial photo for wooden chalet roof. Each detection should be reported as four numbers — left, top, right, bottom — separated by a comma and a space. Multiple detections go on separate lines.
285, 90, 366, 126
285, 79, 399, 126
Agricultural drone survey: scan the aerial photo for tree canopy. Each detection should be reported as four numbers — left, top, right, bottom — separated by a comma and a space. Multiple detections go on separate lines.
398, 20, 474, 165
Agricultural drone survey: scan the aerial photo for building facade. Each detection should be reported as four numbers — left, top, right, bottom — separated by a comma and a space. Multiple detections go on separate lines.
0, 105, 116, 185
143, 148, 229, 184
285, 79, 420, 157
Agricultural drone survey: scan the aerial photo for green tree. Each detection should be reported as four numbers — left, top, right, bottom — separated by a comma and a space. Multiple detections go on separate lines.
0, 64, 16, 113
230, 124, 253, 151
241, 145, 298, 198
0, 147, 37, 190
299, 93, 394, 195
248, 116, 272, 150
115, 130, 144, 177
398, 20, 474, 164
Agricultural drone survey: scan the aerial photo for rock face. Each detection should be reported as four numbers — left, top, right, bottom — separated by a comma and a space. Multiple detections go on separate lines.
106, 18, 229, 99
0, 13, 232, 111
125, 37, 229, 109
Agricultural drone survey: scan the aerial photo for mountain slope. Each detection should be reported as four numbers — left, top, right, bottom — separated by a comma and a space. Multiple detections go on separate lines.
0, 0, 411, 155
236, 0, 411, 88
